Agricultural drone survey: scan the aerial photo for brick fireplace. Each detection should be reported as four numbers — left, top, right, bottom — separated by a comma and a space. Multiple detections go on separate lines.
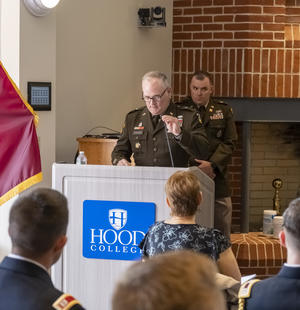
172, 0, 300, 232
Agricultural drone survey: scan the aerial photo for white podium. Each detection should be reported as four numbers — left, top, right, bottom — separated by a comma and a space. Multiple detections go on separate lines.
52, 164, 214, 310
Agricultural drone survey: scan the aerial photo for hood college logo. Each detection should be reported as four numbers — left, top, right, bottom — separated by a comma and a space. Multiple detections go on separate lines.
109, 209, 127, 230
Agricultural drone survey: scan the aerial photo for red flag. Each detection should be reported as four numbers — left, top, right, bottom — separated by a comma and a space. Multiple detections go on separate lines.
0, 61, 42, 205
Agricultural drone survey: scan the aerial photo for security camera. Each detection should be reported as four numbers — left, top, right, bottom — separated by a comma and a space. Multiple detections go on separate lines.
153, 6, 163, 19
151, 6, 166, 26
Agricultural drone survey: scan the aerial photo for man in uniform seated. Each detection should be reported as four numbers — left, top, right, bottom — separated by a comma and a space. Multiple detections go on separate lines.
112, 250, 226, 310
111, 70, 209, 167
0, 188, 85, 310
238, 197, 300, 310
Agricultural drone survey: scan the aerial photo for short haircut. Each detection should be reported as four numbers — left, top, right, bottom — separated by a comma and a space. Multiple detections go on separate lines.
283, 197, 300, 251
112, 250, 226, 310
9, 188, 68, 257
142, 71, 170, 88
165, 171, 201, 217
191, 70, 213, 85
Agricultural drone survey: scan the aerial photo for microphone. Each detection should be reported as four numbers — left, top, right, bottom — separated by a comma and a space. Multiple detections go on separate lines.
161, 116, 175, 168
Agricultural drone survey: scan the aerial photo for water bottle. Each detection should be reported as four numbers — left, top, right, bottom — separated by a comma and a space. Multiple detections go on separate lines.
76, 151, 87, 165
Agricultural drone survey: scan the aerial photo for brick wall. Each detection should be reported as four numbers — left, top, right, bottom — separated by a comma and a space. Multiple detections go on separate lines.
231, 232, 287, 279
172, 0, 300, 100
172, 0, 300, 232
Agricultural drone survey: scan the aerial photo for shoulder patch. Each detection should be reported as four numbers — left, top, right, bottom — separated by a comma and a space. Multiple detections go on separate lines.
238, 279, 260, 299
52, 293, 81, 310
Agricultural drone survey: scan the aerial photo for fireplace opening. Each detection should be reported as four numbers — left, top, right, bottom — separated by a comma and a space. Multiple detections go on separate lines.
222, 97, 300, 233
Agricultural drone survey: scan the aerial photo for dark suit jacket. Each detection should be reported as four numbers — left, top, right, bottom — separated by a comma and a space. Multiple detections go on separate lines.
0, 256, 85, 310
111, 103, 209, 167
244, 265, 300, 310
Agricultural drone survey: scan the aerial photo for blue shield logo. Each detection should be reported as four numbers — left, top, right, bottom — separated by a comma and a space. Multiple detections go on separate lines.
82, 200, 156, 261
109, 209, 127, 230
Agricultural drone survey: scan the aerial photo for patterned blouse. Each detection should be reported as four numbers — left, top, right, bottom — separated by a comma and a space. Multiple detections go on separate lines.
139, 221, 231, 261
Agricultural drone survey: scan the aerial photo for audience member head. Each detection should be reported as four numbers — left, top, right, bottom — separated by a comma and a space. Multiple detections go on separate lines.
189, 70, 213, 106
281, 197, 300, 254
9, 188, 68, 265
112, 250, 226, 310
142, 71, 172, 116
165, 171, 202, 217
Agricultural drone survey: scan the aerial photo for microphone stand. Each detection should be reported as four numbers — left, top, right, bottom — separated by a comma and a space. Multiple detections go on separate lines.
162, 119, 175, 168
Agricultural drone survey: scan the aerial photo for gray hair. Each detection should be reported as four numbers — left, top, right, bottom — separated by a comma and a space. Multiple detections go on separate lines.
142, 71, 169, 88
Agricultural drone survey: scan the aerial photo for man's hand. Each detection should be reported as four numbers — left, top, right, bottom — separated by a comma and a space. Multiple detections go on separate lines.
195, 159, 216, 179
161, 115, 181, 136
117, 159, 131, 166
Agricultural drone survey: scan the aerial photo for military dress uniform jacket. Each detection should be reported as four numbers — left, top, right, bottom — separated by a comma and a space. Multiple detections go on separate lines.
111, 103, 209, 167
0, 256, 85, 310
177, 97, 237, 198
239, 265, 300, 310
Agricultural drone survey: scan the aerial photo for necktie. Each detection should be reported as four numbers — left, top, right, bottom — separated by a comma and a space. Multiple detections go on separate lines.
152, 115, 160, 128
198, 105, 206, 121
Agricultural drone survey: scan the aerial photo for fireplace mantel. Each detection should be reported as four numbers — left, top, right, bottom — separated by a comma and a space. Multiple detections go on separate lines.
216, 97, 300, 123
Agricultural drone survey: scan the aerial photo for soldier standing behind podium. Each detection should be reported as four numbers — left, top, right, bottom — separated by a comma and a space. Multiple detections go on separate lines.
111, 71, 209, 167
177, 71, 238, 238
0, 188, 85, 310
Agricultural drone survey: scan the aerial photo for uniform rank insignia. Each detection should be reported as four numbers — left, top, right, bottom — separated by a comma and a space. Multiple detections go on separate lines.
238, 279, 260, 299
52, 293, 81, 310
177, 115, 183, 127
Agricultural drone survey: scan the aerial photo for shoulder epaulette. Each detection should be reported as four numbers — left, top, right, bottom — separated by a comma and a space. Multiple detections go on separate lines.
52, 293, 82, 310
176, 105, 194, 112
127, 106, 144, 115
215, 99, 228, 105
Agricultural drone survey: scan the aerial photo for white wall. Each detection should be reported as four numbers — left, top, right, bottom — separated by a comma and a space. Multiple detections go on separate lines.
19, 1, 57, 188
0, 0, 57, 259
56, 0, 173, 162
0, 0, 20, 260
0, 0, 172, 259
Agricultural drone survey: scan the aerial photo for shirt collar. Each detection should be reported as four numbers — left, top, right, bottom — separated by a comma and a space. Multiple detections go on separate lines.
8, 253, 48, 272
284, 263, 300, 268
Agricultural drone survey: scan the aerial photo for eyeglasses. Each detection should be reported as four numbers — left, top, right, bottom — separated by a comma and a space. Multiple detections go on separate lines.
142, 87, 168, 103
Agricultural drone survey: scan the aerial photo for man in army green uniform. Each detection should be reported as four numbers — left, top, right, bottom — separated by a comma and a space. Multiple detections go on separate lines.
111, 71, 209, 167
177, 71, 238, 238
